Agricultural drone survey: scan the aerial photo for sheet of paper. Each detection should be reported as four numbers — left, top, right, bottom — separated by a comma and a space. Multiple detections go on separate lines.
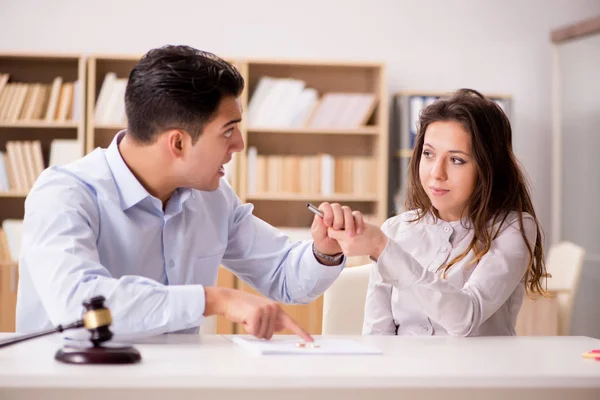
231, 336, 383, 356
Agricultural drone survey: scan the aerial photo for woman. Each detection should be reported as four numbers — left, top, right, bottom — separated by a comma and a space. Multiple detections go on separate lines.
327, 88, 547, 336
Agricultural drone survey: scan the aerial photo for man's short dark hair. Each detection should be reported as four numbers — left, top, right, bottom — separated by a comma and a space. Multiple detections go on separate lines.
125, 45, 245, 144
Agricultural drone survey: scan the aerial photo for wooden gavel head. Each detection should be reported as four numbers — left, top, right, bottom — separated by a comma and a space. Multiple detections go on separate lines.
81, 296, 113, 347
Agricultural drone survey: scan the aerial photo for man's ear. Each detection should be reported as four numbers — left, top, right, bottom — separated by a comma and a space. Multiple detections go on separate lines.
167, 130, 185, 157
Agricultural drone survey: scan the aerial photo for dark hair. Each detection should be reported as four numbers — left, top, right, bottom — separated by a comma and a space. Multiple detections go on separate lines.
125, 45, 244, 144
406, 88, 547, 297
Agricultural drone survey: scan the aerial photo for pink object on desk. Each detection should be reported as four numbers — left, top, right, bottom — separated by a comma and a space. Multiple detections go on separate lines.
581, 349, 600, 361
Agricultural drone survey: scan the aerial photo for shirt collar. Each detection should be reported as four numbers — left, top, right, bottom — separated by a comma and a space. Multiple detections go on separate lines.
105, 130, 152, 211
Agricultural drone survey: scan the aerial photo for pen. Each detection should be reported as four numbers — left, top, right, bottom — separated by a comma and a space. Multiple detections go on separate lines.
306, 203, 324, 218
306, 202, 354, 233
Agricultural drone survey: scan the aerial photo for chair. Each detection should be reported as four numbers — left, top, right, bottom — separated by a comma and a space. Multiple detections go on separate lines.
517, 241, 586, 336
545, 241, 586, 335
200, 315, 217, 335
321, 264, 371, 335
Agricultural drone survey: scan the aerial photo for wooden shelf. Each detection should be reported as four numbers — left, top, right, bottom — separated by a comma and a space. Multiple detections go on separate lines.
239, 59, 388, 223
86, 56, 137, 152
394, 90, 513, 100
246, 193, 379, 202
0, 52, 86, 226
94, 123, 126, 131
0, 53, 86, 333
247, 126, 379, 135
0, 52, 81, 61
244, 58, 384, 68
0, 121, 78, 129
236, 59, 388, 336
0, 191, 28, 198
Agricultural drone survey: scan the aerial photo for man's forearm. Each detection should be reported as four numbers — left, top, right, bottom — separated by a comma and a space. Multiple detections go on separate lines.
204, 286, 230, 316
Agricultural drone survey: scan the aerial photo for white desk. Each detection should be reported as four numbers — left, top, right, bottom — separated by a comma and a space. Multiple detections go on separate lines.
0, 333, 599, 400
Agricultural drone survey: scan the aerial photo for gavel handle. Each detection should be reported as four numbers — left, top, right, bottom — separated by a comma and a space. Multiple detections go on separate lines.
0, 320, 84, 349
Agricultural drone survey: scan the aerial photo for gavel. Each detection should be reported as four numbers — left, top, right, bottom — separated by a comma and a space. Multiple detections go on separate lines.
0, 296, 141, 364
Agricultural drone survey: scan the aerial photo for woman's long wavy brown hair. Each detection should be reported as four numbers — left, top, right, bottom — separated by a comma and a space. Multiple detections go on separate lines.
405, 88, 547, 297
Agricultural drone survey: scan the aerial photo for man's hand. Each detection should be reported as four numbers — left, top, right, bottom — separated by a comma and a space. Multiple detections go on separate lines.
310, 202, 365, 257
327, 221, 389, 260
204, 287, 313, 342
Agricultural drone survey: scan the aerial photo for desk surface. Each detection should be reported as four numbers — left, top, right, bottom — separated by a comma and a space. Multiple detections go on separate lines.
0, 333, 599, 391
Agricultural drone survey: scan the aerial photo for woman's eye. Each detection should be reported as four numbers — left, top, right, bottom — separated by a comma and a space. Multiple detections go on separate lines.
422, 150, 432, 158
224, 128, 234, 138
451, 157, 465, 165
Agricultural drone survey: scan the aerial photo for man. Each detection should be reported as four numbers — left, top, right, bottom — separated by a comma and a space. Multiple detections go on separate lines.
16, 45, 364, 341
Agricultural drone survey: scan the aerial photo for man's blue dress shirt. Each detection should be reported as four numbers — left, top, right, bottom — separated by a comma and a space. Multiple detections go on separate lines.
16, 132, 343, 338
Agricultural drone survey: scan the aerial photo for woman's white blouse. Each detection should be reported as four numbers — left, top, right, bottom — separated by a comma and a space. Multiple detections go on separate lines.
363, 210, 537, 337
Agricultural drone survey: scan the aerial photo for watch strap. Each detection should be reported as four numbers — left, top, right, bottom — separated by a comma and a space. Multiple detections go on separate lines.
312, 243, 344, 262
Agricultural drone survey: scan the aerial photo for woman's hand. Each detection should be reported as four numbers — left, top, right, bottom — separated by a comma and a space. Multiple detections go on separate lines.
310, 202, 365, 259
327, 222, 389, 260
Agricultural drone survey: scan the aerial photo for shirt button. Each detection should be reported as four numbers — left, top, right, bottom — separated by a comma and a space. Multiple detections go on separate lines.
444, 227, 451, 232
169, 260, 175, 267
422, 325, 430, 332
441, 247, 447, 253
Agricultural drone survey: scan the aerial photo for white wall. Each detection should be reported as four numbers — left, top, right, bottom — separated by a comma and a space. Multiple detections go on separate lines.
0, 0, 599, 241
557, 33, 600, 338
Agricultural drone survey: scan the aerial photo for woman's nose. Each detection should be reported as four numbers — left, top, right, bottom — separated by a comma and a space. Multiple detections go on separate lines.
431, 159, 447, 181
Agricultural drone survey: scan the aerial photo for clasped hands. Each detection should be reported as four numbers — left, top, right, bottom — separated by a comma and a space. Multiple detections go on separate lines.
204, 203, 388, 343
310, 202, 388, 261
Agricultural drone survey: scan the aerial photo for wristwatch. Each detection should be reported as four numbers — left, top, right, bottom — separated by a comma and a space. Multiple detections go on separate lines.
312, 243, 344, 263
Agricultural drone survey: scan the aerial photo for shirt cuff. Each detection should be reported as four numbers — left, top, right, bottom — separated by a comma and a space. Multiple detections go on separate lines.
377, 239, 425, 289
167, 284, 206, 332
304, 242, 346, 276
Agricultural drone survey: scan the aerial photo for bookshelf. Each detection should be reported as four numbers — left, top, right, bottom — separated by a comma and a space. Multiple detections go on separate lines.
0, 52, 86, 332
86, 54, 140, 153
389, 91, 512, 217
0, 54, 389, 335
235, 59, 389, 335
